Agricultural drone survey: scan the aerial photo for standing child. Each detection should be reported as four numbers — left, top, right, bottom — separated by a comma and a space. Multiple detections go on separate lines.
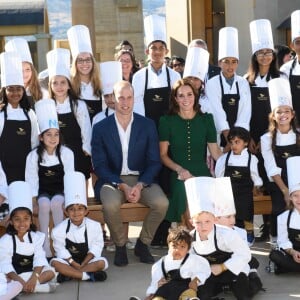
185, 177, 251, 300
215, 126, 263, 245
68, 25, 103, 123
25, 99, 74, 258
142, 227, 210, 300
261, 78, 300, 244
51, 171, 108, 283
269, 156, 300, 273
47, 48, 92, 181
0, 52, 39, 185
0, 181, 55, 294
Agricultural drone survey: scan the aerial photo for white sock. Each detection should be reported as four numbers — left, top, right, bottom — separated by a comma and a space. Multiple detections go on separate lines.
82, 272, 90, 281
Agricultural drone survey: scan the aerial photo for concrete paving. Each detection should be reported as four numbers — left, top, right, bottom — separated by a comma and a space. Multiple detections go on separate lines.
17, 220, 300, 300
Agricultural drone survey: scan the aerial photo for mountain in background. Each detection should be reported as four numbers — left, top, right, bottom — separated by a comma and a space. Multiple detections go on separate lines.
47, 0, 165, 39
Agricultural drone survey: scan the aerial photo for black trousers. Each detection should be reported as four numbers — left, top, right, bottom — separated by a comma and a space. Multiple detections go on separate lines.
270, 249, 300, 273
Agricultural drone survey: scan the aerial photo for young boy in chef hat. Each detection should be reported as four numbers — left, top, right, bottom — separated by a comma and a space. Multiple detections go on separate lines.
269, 156, 300, 274
51, 171, 108, 283
205, 27, 251, 151
185, 177, 251, 300
0, 181, 55, 294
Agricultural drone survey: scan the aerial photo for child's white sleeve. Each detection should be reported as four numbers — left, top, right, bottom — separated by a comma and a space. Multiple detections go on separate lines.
0, 161, 8, 199
146, 258, 163, 296
215, 154, 226, 177
250, 154, 263, 186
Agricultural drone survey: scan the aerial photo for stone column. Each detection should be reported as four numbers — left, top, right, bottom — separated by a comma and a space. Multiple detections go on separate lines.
35, 33, 52, 72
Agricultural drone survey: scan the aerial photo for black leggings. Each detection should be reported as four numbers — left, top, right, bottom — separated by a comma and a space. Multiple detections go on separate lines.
270, 249, 300, 273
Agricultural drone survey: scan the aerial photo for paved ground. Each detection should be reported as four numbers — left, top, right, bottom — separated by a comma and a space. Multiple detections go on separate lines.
17, 217, 300, 300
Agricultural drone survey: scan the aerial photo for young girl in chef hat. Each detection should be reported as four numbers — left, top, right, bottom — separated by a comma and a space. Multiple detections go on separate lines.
68, 25, 103, 123
269, 156, 300, 273
5, 38, 44, 106
51, 171, 108, 283
47, 48, 92, 182
0, 181, 55, 295
25, 99, 74, 258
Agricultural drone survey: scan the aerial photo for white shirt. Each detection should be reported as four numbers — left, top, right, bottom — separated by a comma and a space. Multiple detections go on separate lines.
0, 231, 49, 274
114, 113, 139, 176
191, 225, 251, 275
80, 82, 100, 100
215, 148, 263, 186
92, 107, 114, 128
280, 58, 300, 77
55, 97, 92, 155
205, 73, 251, 133
0, 103, 39, 149
25, 146, 75, 197
0, 161, 8, 201
132, 64, 181, 116
260, 130, 296, 180
146, 252, 211, 296
277, 208, 300, 250
51, 217, 107, 269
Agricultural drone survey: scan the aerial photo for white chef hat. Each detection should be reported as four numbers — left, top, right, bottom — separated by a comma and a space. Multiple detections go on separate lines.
213, 177, 236, 217
291, 10, 300, 42
144, 14, 167, 47
287, 156, 300, 194
183, 47, 209, 81
99, 61, 122, 95
185, 177, 215, 217
218, 27, 239, 61
0, 52, 24, 87
5, 38, 33, 64
47, 48, 70, 80
64, 171, 87, 208
34, 99, 59, 133
67, 25, 93, 60
268, 78, 292, 110
8, 181, 32, 214
250, 19, 274, 54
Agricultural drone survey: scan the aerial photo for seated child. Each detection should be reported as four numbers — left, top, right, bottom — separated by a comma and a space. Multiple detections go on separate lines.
0, 272, 22, 300
185, 177, 251, 300
51, 171, 108, 282
0, 161, 9, 229
0, 181, 55, 295
144, 227, 210, 300
269, 156, 300, 274
215, 127, 263, 245
213, 179, 263, 297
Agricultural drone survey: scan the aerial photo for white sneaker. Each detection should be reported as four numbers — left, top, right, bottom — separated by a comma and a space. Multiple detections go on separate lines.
126, 239, 135, 250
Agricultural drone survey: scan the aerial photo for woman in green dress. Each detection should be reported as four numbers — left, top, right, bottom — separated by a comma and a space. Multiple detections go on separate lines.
159, 78, 222, 228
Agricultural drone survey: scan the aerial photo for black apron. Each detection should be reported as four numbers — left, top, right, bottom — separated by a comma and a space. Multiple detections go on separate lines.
224, 150, 254, 221
155, 254, 191, 300
65, 219, 89, 264
249, 85, 271, 144
143, 67, 171, 127
287, 210, 300, 252
38, 153, 64, 197
193, 226, 233, 264
289, 59, 300, 122
220, 76, 240, 147
0, 109, 31, 184
12, 233, 34, 274
58, 101, 91, 179
81, 98, 102, 125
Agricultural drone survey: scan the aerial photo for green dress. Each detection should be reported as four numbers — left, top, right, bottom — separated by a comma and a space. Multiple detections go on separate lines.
159, 112, 217, 222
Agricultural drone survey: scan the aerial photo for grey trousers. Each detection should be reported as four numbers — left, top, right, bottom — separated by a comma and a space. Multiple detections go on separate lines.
100, 175, 169, 246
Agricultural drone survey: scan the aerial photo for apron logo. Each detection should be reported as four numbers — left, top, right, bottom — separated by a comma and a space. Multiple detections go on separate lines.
295, 235, 300, 242
232, 170, 242, 178
228, 98, 236, 105
16, 128, 26, 135
20, 258, 31, 266
69, 246, 80, 254
257, 93, 268, 101
45, 170, 55, 176
58, 120, 67, 128
152, 94, 163, 102
296, 82, 300, 89
87, 105, 94, 114
206, 256, 217, 262
282, 152, 291, 159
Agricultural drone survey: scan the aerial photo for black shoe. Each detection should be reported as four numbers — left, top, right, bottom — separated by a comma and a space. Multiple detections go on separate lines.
129, 297, 141, 300
94, 271, 107, 281
249, 272, 264, 296
134, 238, 155, 264
57, 273, 71, 283
114, 245, 128, 266
255, 224, 269, 242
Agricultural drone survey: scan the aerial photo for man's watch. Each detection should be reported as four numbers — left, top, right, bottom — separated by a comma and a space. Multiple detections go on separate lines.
111, 182, 120, 190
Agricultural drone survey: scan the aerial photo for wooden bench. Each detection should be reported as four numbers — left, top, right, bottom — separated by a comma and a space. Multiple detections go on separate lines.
253, 194, 272, 215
